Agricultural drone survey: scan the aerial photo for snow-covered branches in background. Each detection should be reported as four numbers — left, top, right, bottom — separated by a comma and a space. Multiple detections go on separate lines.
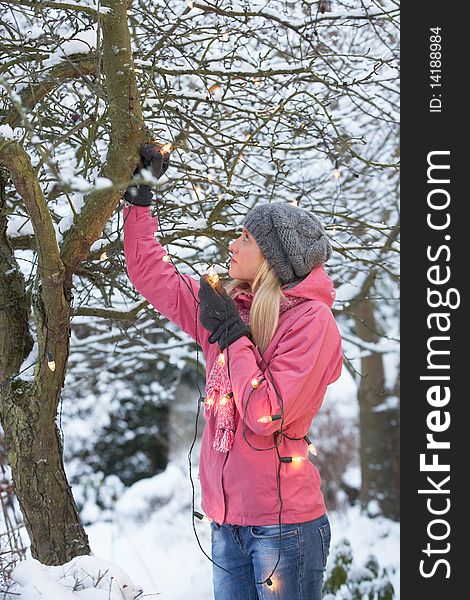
0, 0, 400, 594
1, 0, 399, 380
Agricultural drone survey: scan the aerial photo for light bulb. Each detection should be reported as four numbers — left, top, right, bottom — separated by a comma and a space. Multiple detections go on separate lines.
208, 83, 222, 95
160, 143, 172, 153
266, 577, 277, 591
334, 168, 341, 180
207, 265, 219, 287
217, 353, 225, 366
308, 443, 318, 456
195, 185, 203, 199
280, 456, 307, 463
251, 378, 259, 388
194, 510, 212, 523
305, 435, 318, 456
47, 352, 56, 372
219, 395, 229, 406
205, 396, 214, 406
257, 414, 282, 423
100, 251, 108, 261
162, 255, 170, 262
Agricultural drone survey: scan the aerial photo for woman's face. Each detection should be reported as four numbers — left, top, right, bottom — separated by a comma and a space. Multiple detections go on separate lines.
228, 227, 265, 285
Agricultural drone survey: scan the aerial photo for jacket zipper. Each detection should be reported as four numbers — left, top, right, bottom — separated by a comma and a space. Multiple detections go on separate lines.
220, 451, 229, 524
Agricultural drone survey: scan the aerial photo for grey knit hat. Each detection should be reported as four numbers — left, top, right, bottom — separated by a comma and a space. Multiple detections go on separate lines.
242, 202, 332, 285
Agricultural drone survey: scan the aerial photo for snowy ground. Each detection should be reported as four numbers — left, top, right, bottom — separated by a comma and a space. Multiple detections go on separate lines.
7, 451, 399, 599
86, 472, 400, 599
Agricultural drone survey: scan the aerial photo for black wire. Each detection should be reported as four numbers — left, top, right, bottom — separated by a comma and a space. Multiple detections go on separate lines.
148, 199, 288, 587
224, 301, 283, 586
193, 202, 306, 586
1, 195, 298, 589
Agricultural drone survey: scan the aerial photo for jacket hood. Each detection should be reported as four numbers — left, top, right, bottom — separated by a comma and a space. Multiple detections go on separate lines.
234, 264, 336, 309
282, 264, 336, 306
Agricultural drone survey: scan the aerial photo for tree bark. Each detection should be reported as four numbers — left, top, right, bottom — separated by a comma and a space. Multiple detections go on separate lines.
0, 167, 91, 562
354, 296, 400, 521
0, 0, 146, 565
3, 381, 91, 563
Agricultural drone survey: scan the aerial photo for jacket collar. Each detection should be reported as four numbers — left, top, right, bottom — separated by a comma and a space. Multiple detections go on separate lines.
234, 265, 336, 309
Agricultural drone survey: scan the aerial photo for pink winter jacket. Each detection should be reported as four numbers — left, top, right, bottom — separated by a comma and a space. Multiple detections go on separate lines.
123, 204, 343, 526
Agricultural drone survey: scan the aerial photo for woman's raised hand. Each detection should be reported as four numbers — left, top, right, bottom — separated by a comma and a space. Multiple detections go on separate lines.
123, 143, 171, 206
140, 143, 170, 181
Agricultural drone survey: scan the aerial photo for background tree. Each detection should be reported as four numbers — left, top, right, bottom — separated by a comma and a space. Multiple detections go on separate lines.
0, 0, 399, 565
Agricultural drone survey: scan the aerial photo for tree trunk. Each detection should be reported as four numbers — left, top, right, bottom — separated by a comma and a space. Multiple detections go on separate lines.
2, 381, 90, 564
354, 297, 400, 521
0, 0, 144, 564
1, 174, 90, 563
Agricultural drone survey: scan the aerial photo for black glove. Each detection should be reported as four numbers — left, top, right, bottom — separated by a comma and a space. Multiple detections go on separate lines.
140, 143, 170, 179
123, 183, 153, 206
198, 274, 251, 351
124, 143, 170, 206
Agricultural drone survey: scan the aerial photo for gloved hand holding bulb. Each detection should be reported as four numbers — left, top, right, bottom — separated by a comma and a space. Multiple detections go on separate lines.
124, 143, 250, 352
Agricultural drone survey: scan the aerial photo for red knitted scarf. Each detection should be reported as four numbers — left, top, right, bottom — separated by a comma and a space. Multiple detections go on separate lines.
204, 292, 308, 452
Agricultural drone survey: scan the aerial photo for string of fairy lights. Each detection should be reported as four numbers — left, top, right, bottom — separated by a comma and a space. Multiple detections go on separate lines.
0, 0, 392, 587
1, 144, 336, 592
116, 151, 324, 589
119, 194, 291, 589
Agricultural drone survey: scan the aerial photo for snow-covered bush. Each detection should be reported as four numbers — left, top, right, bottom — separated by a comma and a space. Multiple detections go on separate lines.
11, 555, 144, 600
323, 538, 395, 600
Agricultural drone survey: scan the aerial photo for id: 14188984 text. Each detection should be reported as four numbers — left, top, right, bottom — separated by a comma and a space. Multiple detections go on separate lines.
429, 27, 442, 113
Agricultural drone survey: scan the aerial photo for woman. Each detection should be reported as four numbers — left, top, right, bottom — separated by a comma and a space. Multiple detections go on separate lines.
123, 144, 343, 600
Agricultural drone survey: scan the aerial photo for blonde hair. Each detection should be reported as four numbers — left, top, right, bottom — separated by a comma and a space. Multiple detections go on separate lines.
224, 258, 287, 355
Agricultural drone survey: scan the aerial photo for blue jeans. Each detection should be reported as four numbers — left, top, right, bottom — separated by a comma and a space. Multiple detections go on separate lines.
210, 513, 331, 600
